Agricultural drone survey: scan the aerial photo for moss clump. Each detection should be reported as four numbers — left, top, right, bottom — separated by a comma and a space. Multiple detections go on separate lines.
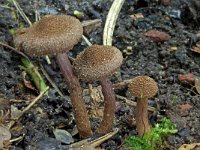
124, 117, 177, 150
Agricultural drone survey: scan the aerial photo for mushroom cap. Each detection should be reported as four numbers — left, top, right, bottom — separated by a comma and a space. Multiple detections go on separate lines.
14, 15, 83, 56
128, 76, 158, 99
73, 45, 123, 81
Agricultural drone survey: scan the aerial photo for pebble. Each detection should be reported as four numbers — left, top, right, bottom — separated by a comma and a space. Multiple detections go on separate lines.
36, 138, 62, 150
177, 128, 190, 137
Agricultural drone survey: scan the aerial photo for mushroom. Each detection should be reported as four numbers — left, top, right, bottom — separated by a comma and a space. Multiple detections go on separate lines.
14, 15, 92, 138
128, 76, 158, 136
73, 45, 123, 134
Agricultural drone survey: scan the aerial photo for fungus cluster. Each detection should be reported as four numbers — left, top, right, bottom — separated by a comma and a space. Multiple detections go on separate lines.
73, 45, 123, 133
14, 15, 92, 138
14, 14, 159, 139
128, 76, 158, 136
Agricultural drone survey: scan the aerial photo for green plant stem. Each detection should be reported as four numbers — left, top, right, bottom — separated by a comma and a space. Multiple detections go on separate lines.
20, 58, 47, 94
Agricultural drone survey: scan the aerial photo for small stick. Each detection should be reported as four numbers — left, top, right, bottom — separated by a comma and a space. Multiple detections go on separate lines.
82, 35, 92, 46
0, 41, 29, 60
8, 87, 49, 129
0, 4, 12, 9
82, 19, 101, 27
70, 128, 118, 148
40, 64, 63, 96
12, 0, 32, 26
116, 95, 156, 112
10, 135, 24, 143
90, 128, 118, 147
21, 86, 49, 114
113, 78, 133, 89
10, 99, 29, 103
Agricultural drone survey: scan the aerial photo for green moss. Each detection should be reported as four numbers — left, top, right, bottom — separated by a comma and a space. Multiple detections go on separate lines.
124, 117, 177, 150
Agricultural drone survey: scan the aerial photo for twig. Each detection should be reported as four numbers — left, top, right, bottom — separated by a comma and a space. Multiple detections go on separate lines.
10, 99, 30, 104
103, 0, 125, 46
90, 128, 118, 147
82, 19, 101, 27
40, 64, 63, 96
21, 86, 49, 114
116, 95, 156, 112
69, 128, 118, 148
12, 0, 32, 26
10, 134, 24, 143
0, 41, 30, 60
0, 4, 12, 9
82, 35, 92, 46
8, 86, 49, 129
113, 78, 133, 89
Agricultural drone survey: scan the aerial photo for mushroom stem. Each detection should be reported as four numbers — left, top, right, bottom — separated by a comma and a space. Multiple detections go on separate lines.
97, 79, 115, 134
135, 98, 150, 136
56, 53, 92, 138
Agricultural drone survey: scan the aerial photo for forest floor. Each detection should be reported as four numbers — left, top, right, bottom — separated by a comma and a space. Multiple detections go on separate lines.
0, 0, 200, 149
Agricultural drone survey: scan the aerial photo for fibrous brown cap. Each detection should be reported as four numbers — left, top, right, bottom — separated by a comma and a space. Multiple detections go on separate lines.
14, 15, 83, 56
73, 45, 123, 81
128, 76, 158, 99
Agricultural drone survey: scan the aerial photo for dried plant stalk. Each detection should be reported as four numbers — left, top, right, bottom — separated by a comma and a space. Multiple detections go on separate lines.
103, 0, 125, 46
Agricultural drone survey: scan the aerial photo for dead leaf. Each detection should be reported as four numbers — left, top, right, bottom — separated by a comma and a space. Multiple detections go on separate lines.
83, 86, 104, 119
0, 126, 11, 149
144, 30, 171, 42
191, 44, 200, 54
10, 105, 22, 119
195, 77, 200, 94
178, 73, 195, 82
0, 94, 11, 124
130, 13, 144, 20
22, 72, 38, 93
179, 103, 193, 112
178, 143, 200, 150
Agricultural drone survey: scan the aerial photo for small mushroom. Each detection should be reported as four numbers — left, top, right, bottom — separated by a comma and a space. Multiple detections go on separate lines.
14, 15, 92, 138
73, 45, 123, 134
128, 76, 158, 136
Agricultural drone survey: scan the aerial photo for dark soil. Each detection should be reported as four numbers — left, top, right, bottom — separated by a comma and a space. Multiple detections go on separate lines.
0, 0, 200, 150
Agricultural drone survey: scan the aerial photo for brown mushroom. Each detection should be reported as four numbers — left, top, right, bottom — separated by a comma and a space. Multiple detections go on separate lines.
73, 45, 123, 134
128, 76, 158, 136
14, 15, 92, 138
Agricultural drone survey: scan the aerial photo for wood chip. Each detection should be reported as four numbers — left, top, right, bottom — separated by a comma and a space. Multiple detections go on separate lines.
178, 73, 195, 82
144, 30, 171, 42
195, 77, 200, 94
178, 143, 200, 150
192, 44, 200, 54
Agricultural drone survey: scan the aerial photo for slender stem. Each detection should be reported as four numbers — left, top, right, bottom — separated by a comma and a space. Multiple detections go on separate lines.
135, 98, 150, 136
97, 79, 116, 134
56, 53, 92, 138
